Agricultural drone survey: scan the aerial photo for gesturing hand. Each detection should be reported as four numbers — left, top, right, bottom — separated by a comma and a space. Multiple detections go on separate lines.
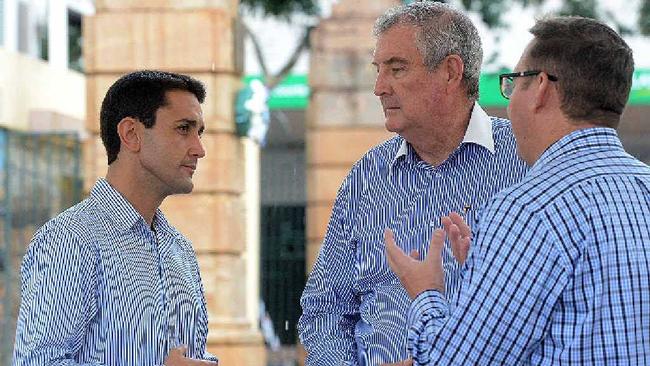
384, 228, 446, 300
441, 212, 472, 265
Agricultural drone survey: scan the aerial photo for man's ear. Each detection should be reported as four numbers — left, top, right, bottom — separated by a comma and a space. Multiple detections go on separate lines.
533, 73, 555, 112
444, 54, 465, 92
116, 117, 142, 153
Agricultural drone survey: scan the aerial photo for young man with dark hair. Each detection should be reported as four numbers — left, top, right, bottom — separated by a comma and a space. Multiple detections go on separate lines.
13, 70, 218, 366
386, 16, 649, 365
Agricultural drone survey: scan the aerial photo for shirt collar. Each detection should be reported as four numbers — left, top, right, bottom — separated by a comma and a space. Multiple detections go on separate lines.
462, 103, 495, 154
531, 127, 623, 173
390, 102, 495, 170
90, 178, 173, 233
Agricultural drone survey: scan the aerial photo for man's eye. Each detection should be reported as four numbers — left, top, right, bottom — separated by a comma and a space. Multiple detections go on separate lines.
392, 67, 405, 74
178, 125, 190, 133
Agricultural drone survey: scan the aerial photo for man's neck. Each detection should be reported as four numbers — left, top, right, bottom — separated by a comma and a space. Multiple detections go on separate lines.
105, 164, 164, 227
409, 102, 473, 167
527, 114, 600, 166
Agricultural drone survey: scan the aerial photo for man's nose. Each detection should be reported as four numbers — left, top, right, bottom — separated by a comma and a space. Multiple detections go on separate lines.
191, 133, 206, 158
374, 70, 392, 97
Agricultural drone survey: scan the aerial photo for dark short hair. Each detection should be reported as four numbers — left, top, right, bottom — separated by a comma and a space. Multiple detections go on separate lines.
528, 16, 634, 128
100, 70, 206, 164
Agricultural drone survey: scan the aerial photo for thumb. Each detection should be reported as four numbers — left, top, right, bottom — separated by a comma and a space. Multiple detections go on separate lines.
425, 229, 445, 266
384, 228, 399, 267
385, 228, 410, 275
177, 345, 188, 356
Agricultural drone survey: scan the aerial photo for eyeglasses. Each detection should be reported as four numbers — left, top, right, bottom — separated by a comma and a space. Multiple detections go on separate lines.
499, 70, 558, 99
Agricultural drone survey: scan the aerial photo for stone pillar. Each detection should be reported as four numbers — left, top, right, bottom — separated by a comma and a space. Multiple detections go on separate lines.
306, 0, 399, 272
83, 1, 266, 364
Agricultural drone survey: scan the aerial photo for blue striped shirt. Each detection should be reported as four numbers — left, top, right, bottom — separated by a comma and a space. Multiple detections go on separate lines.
299, 105, 528, 365
407, 128, 650, 365
12, 179, 217, 366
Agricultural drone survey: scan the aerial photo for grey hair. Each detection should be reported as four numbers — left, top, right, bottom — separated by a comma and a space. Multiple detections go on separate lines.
373, 1, 483, 100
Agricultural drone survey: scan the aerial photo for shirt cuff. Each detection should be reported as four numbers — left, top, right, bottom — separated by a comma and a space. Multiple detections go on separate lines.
203, 352, 219, 363
407, 289, 449, 329
406, 289, 449, 362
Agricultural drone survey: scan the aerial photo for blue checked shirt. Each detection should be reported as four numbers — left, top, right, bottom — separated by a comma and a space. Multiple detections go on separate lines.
407, 127, 650, 365
299, 104, 528, 365
12, 179, 217, 366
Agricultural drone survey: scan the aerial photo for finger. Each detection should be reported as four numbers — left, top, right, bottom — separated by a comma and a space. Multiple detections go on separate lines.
449, 212, 472, 238
448, 224, 461, 251
409, 249, 419, 260
460, 237, 471, 261
385, 229, 409, 274
441, 216, 455, 243
196, 360, 218, 365
379, 361, 409, 366
449, 224, 468, 265
169, 345, 187, 355
441, 215, 453, 232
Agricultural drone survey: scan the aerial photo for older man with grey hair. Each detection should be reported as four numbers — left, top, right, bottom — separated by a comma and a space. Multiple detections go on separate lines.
299, 2, 527, 365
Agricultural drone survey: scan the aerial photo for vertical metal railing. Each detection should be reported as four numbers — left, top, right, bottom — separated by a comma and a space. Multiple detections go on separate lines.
0, 128, 83, 364
260, 205, 306, 345
0, 129, 12, 365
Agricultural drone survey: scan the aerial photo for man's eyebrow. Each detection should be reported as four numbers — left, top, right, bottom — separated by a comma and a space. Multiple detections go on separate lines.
371, 57, 409, 66
175, 118, 199, 125
176, 118, 206, 134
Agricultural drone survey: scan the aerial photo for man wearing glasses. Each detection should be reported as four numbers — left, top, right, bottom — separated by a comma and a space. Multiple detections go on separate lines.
386, 16, 650, 365
299, 2, 528, 365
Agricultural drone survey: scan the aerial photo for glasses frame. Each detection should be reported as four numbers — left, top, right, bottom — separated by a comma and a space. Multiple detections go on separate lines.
499, 70, 558, 99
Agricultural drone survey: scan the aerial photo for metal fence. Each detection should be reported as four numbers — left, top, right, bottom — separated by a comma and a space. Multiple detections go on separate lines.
0, 128, 83, 364
260, 205, 306, 346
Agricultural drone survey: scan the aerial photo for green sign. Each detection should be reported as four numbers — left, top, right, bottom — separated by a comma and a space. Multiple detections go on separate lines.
245, 69, 650, 110
243, 74, 309, 110
478, 72, 508, 107
479, 68, 650, 107
630, 70, 650, 105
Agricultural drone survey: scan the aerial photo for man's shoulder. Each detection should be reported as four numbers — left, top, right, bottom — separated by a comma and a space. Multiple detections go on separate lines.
484, 157, 583, 217
33, 197, 102, 244
360, 134, 402, 161
25, 197, 104, 268
347, 134, 402, 173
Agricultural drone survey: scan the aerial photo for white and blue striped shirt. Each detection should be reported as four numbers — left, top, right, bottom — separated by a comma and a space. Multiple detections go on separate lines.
12, 179, 217, 366
407, 128, 650, 365
299, 104, 528, 365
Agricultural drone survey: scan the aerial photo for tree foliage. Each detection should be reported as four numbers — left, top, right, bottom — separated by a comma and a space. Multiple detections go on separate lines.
461, 0, 507, 27
240, 0, 320, 19
641, 0, 650, 35
239, 0, 648, 90
558, 0, 598, 18
243, 0, 650, 35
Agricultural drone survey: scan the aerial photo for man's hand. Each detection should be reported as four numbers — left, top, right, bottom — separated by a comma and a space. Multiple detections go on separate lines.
442, 212, 472, 265
381, 358, 414, 366
164, 346, 218, 366
385, 228, 446, 299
